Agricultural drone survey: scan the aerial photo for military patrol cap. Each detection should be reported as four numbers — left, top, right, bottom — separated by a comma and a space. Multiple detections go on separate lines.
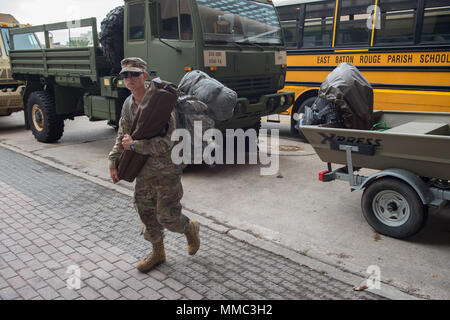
120, 57, 147, 74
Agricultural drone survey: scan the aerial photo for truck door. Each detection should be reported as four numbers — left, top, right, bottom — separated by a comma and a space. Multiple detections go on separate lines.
125, 1, 148, 64
147, 0, 196, 84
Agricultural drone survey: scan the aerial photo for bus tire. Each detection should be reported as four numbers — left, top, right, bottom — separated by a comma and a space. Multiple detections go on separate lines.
361, 178, 428, 239
290, 96, 316, 142
99, 6, 125, 74
27, 91, 64, 143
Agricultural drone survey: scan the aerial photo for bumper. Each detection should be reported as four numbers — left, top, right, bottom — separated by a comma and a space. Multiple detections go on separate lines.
235, 91, 295, 117
215, 91, 295, 130
0, 86, 24, 115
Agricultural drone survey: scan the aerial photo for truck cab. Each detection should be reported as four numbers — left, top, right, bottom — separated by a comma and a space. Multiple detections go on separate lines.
118, 0, 294, 130
0, 14, 36, 116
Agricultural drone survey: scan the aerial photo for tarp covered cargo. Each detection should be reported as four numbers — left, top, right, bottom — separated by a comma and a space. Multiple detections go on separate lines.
299, 63, 373, 130
176, 95, 216, 165
178, 70, 237, 121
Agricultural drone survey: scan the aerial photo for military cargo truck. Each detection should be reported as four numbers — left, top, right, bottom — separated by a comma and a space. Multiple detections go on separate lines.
9, 0, 294, 142
0, 14, 32, 117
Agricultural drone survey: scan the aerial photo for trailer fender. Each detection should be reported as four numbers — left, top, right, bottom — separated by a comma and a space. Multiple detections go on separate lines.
355, 169, 435, 205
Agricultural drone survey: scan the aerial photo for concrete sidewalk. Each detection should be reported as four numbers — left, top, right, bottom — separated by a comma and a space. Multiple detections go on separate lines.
0, 145, 390, 300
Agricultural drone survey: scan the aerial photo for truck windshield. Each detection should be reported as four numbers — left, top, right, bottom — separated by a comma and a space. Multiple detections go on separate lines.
1, 28, 40, 55
197, 0, 283, 45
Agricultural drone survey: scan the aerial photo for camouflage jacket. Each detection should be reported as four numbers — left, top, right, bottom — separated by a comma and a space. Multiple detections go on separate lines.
108, 95, 182, 177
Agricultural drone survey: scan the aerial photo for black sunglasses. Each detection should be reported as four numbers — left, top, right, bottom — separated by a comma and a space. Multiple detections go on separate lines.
120, 72, 144, 79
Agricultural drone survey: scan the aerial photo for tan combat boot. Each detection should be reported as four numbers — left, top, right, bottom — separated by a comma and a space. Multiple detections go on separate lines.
136, 240, 166, 273
185, 220, 200, 256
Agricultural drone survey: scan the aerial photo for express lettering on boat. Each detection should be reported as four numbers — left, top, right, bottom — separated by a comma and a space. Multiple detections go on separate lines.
319, 133, 382, 147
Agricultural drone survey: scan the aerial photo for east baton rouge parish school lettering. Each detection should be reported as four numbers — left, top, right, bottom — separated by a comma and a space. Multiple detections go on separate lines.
314, 52, 450, 65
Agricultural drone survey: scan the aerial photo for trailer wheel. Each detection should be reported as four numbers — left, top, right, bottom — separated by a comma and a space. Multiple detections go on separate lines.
290, 96, 316, 142
361, 178, 427, 239
26, 91, 64, 143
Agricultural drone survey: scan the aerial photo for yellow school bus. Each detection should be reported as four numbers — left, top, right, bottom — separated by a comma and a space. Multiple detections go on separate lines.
275, 0, 450, 134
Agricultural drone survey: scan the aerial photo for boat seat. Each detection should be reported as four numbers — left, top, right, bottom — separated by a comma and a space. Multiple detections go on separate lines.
386, 121, 449, 135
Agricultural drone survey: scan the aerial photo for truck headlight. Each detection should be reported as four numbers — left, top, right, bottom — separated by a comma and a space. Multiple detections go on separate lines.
288, 95, 294, 106
280, 95, 286, 106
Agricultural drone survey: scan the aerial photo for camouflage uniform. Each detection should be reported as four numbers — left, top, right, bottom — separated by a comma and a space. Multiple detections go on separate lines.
108, 89, 190, 245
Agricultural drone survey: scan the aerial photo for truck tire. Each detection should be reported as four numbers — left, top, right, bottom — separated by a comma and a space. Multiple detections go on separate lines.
290, 96, 316, 142
243, 119, 261, 152
99, 6, 125, 74
361, 178, 428, 239
26, 91, 64, 143
244, 119, 261, 135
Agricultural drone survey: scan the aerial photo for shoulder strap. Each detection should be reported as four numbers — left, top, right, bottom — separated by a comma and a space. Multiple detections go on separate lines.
122, 95, 133, 122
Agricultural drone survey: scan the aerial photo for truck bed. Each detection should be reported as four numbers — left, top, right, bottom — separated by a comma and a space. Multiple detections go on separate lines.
10, 47, 108, 83
9, 18, 109, 86
301, 111, 450, 180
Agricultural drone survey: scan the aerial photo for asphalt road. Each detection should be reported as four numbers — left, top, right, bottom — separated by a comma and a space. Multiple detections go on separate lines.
1, 111, 449, 299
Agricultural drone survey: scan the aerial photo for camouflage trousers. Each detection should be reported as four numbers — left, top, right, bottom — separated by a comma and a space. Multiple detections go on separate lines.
134, 174, 190, 244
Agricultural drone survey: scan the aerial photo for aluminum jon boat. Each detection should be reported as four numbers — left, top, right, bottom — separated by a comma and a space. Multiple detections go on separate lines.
302, 110, 450, 180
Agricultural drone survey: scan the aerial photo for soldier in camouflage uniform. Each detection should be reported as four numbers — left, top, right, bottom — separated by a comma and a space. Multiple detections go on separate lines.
108, 57, 200, 273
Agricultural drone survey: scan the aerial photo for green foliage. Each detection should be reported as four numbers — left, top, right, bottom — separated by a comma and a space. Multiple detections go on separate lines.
68, 39, 90, 47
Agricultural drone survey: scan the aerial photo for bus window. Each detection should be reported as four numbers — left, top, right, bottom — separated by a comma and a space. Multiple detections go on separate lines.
303, 0, 335, 48
278, 5, 299, 48
335, 0, 373, 46
282, 20, 299, 48
421, 0, 450, 43
375, 0, 416, 45
180, 0, 193, 40
129, 3, 146, 40
161, 0, 179, 39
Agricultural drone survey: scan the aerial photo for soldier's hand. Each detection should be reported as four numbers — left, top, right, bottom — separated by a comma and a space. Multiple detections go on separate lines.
110, 168, 120, 184
122, 134, 133, 151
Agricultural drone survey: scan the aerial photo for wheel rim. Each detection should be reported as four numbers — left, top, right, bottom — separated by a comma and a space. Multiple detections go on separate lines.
372, 190, 411, 227
293, 98, 316, 124
32, 104, 45, 132
298, 104, 312, 121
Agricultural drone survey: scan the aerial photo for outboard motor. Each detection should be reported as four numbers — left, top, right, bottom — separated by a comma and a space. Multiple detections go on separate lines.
299, 63, 373, 131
